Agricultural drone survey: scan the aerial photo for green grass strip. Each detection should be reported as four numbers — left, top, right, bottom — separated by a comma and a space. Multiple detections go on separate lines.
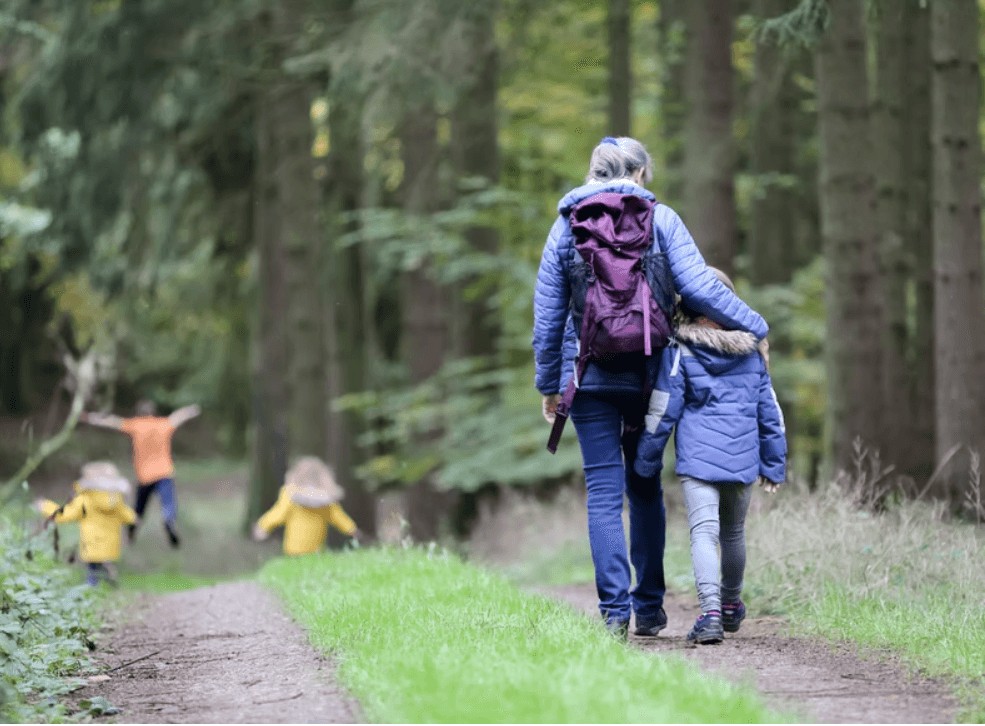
261, 547, 786, 724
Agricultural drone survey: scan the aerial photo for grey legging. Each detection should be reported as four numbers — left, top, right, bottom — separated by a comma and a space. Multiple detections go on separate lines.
681, 478, 752, 613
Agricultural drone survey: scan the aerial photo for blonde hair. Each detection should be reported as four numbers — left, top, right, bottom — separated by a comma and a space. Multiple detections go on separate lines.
285, 456, 344, 506
79, 461, 131, 494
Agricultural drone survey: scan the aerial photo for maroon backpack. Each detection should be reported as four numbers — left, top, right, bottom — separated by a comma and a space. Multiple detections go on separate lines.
547, 192, 674, 453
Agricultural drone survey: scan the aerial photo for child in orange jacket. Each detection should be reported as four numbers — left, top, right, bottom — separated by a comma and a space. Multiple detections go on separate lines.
252, 457, 361, 555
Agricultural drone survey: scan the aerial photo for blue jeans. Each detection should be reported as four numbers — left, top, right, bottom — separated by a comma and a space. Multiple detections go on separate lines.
570, 390, 666, 624
135, 478, 177, 526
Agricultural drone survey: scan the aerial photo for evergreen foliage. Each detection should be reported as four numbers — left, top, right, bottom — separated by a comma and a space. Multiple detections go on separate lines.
1, 0, 983, 523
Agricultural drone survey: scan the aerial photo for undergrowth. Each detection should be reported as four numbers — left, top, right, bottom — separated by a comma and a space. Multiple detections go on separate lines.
261, 547, 787, 724
745, 479, 985, 721
0, 510, 101, 722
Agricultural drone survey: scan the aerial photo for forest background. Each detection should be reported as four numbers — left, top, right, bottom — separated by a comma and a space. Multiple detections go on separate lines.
2, 0, 985, 540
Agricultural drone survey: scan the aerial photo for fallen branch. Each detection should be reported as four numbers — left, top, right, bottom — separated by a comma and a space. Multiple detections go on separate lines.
0, 351, 97, 505
105, 649, 163, 674
914, 444, 963, 501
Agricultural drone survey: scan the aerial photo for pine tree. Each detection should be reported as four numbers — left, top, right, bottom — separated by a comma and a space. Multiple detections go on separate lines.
682, 0, 737, 274
930, 0, 985, 493
814, 0, 885, 471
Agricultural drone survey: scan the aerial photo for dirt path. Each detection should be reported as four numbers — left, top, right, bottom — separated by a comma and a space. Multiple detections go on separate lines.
74, 581, 361, 724
544, 584, 959, 724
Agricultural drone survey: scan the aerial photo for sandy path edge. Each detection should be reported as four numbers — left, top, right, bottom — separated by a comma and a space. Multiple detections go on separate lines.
72, 581, 362, 724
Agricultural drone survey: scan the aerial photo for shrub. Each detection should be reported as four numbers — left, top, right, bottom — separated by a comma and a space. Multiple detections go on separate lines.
0, 509, 99, 722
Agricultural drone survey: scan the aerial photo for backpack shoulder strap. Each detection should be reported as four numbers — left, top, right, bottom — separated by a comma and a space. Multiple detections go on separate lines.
650, 199, 664, 254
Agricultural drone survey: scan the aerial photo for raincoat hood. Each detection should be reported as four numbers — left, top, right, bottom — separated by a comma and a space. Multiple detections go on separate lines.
78, 461, 131, 495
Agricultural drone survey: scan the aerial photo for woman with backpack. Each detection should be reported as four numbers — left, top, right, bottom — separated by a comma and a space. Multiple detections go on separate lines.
532, 136, 769, 638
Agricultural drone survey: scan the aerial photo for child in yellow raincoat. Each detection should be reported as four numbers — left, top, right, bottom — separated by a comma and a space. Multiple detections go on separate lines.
252, 457, 361, 555
35, 461, 138, 586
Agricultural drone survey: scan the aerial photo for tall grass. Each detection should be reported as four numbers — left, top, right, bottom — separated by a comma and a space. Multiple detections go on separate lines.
743, 481, 985, 715
261, 548, 786, 724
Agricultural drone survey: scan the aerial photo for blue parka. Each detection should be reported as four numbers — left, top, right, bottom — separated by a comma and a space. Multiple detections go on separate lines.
532, 180, 769, 396
633, 322, 787, 485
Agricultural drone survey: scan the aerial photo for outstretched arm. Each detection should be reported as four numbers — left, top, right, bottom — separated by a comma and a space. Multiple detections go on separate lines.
325, 503, 358, 538
656, 206, 769, 339
253, 489, 290, 540
35, 496, 85, 523
79, 412, 125, 430
168, 404, 202, 428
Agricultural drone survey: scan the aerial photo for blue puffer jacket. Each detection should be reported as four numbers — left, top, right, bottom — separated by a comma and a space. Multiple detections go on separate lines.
532, 180, 769, 396
633, 322, 787, 485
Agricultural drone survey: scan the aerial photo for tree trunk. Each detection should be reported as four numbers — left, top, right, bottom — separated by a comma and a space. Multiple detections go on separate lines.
870, 1, 910, 471
247, 66, 290, 524
400, 105, 452, 541
902, 0, 934, 481
451, 2, 501, 360
658, 0, 687, 207
930, 0, 985, 494
814, 0, 885, 472
278, 77, 328, 459
682, 0, 737, 275
608, 0, 632, 136
325, 93, 377, 538
748, 0, 799, 285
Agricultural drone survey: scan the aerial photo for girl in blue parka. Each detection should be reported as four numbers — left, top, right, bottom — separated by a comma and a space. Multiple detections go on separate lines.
634, 268, 786, 645
532, 137, 770, 638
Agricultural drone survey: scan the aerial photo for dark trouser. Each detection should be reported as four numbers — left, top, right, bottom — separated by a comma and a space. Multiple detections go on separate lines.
570, 390, 667, 625
86, 563, 111, 586
134, 478, 177, 526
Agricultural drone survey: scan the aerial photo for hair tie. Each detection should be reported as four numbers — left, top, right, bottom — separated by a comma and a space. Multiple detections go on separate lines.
601, 136, 619, 146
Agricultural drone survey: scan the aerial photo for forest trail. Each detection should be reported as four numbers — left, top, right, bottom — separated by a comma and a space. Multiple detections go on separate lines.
544, 584, 959, 724
73, 581, 360, 724
71, 576, 959, 724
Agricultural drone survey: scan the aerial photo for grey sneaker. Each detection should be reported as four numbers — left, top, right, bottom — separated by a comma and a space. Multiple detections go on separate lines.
686, 612, 724, 645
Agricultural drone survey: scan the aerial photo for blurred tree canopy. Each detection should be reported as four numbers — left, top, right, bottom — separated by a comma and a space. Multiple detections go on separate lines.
2, 0, 984, 535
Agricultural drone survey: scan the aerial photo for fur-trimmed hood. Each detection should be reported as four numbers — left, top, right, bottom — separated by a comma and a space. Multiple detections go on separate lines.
675, 322, 759, 376
675, 322, 758, 356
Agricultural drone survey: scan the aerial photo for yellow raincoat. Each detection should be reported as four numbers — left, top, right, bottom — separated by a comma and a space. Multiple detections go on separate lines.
256, 484, 357, 555
40, 484, 137, 563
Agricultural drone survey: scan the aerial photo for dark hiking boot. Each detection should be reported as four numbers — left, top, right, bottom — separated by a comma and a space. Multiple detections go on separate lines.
686, 612, 724, 645
722, 600, 746, 633
634, 607, 668, 637
165, 523, 181, 549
